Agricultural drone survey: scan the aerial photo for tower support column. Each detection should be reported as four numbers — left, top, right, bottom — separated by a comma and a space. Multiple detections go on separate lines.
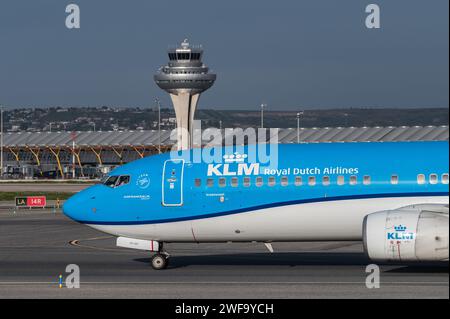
170, 92, 200, 150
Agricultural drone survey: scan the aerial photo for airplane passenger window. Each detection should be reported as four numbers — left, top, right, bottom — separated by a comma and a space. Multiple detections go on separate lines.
116, 175, 130, 187
322, 176, 330, 186
244, 177, 251, 187
308, 176, 316, 186
391, 175, 399, 185
429, 174, 438, 185
363, 175, 371, 185
337, 175, 345, 186
194, 179, 201, 187
417, 174, 426, 185
231, 177, 238, 187
442, 173, 449, 185
281, 176, 288, 186
256, 177, 263, 187
350, 175, 357, 185
219, 178, 226, 187
104, 176, 119, 188
268, 176, 276, 186
295, 176, 302, 186
207, 178, 214, 187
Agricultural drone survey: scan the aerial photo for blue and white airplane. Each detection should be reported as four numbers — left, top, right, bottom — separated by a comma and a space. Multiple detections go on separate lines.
63, 141, 449, 269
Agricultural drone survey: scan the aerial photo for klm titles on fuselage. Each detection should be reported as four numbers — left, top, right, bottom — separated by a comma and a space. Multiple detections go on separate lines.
207, 163, 260, 176
207, 163, 359, 177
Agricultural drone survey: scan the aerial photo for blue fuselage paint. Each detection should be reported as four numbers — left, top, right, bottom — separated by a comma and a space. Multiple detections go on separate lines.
63, 141, 449, 226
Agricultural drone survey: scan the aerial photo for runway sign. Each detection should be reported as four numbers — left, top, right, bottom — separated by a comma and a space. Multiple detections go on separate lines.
15, 197, 27, 207
15, 196, 47, 208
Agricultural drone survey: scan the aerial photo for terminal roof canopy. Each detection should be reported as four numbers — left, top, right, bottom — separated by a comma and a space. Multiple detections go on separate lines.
3, 126, 448, 148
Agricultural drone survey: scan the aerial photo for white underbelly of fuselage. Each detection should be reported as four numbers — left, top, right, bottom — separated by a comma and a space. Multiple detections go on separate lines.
88, 196, 449, 242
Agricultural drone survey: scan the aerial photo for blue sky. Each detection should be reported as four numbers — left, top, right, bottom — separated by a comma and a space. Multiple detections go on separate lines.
0, 0, 448, 110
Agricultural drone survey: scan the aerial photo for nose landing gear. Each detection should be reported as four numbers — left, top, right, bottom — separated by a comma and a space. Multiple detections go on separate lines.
150, 252, 170, 270
150, 242, 169, 270
116, 237, 170, 270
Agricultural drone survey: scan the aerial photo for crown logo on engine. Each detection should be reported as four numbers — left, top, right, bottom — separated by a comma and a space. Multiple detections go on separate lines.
394, 225, 407, 232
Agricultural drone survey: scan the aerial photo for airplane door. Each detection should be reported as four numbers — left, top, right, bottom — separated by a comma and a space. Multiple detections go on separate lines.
162, 159, 184, 206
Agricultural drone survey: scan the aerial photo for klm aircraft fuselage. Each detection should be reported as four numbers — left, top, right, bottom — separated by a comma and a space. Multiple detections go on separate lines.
63, 141, 449, 244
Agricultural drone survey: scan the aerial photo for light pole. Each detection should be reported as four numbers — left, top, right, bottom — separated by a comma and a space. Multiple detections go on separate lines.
296, 111, 304, 143
71, 131, 76, 179
0, 105, 3, 178
155, 98, 161, 154
260, 103, 267, 129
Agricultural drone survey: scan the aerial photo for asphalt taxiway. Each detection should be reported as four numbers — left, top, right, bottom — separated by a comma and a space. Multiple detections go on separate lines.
0, 208, 448, 299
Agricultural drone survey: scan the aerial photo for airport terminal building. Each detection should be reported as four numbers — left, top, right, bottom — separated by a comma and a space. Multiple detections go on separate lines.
1, 126, 449, 179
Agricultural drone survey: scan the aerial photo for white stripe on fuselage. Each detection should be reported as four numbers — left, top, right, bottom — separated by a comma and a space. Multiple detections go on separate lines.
87, 196, 449, 242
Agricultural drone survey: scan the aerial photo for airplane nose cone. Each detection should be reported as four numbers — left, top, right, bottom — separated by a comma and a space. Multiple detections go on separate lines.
62, 185, 101, 222
62, 192, 84, 222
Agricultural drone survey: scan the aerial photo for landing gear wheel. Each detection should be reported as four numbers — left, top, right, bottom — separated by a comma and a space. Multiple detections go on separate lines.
151, 253, 169, 270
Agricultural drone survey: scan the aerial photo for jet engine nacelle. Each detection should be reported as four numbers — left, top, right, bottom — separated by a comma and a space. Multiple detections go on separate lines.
363, 205, 449, 262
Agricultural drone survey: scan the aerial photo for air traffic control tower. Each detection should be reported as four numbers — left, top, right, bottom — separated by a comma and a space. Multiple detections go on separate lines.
154, 39, 216, 150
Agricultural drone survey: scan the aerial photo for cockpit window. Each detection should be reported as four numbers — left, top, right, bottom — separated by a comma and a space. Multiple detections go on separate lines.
100, 175, 109, 184
104, 176, 119, 187
116, 175, 130, 187
103, 175, 130, 188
